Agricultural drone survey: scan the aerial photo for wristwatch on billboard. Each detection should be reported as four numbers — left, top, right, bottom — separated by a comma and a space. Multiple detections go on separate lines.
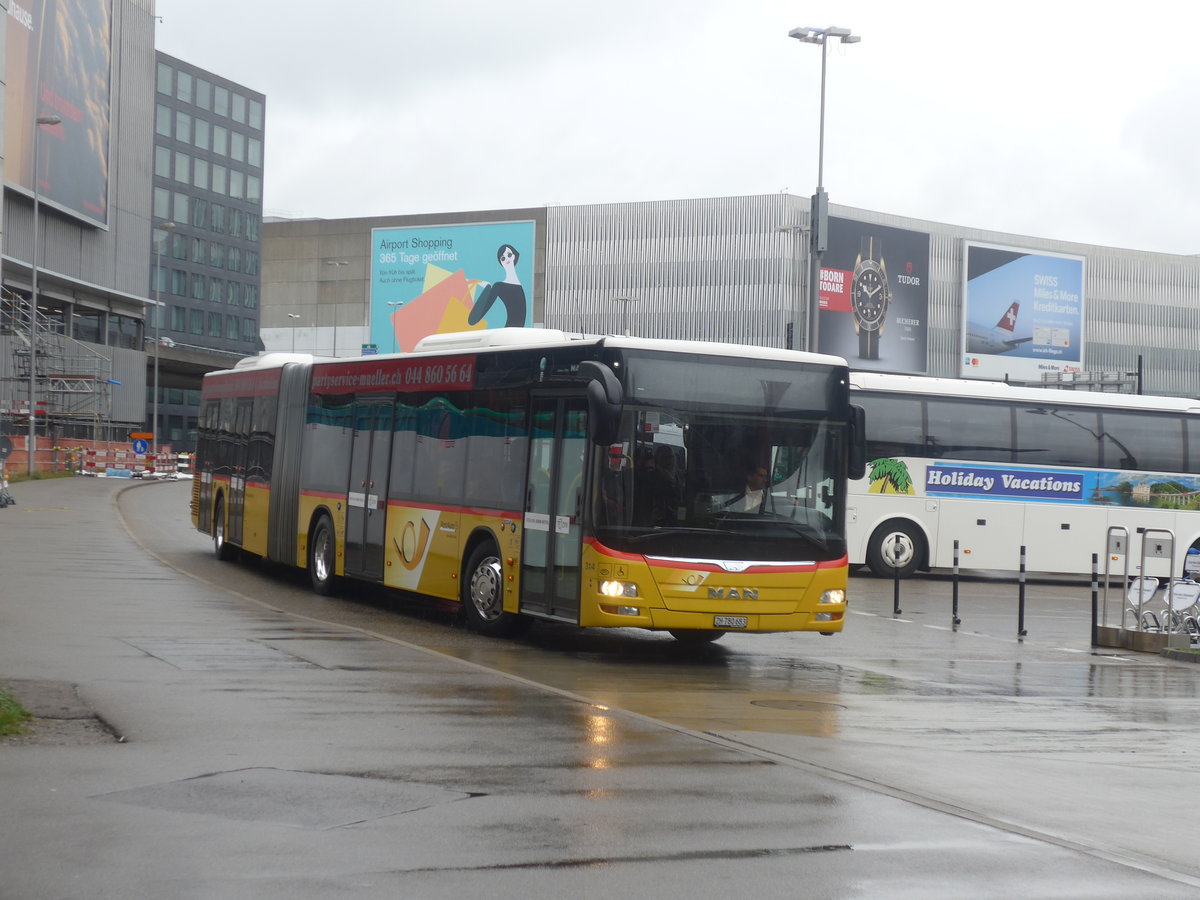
851, 236, 891, 360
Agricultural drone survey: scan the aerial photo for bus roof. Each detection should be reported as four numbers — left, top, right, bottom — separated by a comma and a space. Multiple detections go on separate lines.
849, 371, 1200, 414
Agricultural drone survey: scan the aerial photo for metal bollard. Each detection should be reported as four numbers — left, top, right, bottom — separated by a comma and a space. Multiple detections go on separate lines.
952, 539, 962, 626
1090, 552, 1099, 649
1017, 545, 1028, 637
892, 534, 903, 616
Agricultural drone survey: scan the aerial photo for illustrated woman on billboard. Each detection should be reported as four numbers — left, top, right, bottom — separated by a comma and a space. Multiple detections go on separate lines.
468, 243, 527, 328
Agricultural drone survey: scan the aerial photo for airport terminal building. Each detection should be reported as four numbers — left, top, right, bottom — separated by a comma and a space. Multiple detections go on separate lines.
263, 193, 1200, 398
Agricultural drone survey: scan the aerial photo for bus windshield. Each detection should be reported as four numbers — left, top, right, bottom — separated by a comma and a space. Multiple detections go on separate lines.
593, 353, 848, 562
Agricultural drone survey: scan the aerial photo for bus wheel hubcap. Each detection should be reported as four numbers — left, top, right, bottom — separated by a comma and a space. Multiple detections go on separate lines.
470, 558, 503, 620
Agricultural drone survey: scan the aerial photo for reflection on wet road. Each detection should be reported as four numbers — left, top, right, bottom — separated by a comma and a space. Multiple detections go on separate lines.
128, 481, 1200, 884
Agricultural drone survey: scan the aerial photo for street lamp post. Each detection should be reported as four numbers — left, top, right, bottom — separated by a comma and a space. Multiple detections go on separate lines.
27, 113, 62, 476
152, 221, 176, 458
326, 260, 349, 357
287, 313, 301, 352
788, 25, 860, 353
612, 296, 640, 336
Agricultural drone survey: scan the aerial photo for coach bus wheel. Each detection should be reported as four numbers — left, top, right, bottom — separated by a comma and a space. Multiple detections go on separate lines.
866, 520, 922, 579
668, 629, 726, 644
462, 544, 524, 637
213, 501, 235, 561
309, 515, 337, 596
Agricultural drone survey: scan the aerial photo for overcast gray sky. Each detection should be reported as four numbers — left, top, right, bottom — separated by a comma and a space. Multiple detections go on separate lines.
156, 0, 1200, 255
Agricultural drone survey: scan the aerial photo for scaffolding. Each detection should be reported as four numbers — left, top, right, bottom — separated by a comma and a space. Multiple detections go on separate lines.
1, 289, 115, 443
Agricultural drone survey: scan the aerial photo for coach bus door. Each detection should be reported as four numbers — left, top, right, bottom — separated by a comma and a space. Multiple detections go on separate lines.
227, 399, 252, 545
522, 396, 588, 621
344, 400, 394, 580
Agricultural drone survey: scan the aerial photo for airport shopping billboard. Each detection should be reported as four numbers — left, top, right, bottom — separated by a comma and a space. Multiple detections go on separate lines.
961, 242, 1085, 381
818, 218, 930, 373
369, 221, 536, 353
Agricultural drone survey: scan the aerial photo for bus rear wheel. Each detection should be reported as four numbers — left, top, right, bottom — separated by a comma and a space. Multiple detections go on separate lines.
866, 520, 922, 579
213, 500, 235, 561
309, 514, 337, 596
462, 543, 524, 637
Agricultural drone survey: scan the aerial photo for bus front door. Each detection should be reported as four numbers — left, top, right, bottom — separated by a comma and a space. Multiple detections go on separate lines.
344, 400, 394, 580
521, 396, 588, 621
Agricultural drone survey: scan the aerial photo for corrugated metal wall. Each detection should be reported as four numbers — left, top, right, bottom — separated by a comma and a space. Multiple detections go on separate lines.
544, 196, 1200, 397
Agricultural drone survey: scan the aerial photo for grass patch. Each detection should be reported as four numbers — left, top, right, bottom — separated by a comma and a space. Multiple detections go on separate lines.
7, 470, 78, 484
0, 686, 32, 735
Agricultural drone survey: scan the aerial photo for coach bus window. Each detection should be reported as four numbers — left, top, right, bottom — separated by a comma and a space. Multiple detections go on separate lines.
1099, 411, 1184, 473
1014, 405, 1101, 468
858, 393, 924, 460
926, 398, 1013, 463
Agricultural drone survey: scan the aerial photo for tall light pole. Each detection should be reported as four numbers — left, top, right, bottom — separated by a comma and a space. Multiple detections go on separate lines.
612, 297, 640, 337
326, 260, 348, 357
151, 221, 176, 457
287, 313, 301, 352
27, 112, 62, 476
788, 25, 860, 353
386, 301, 402, 353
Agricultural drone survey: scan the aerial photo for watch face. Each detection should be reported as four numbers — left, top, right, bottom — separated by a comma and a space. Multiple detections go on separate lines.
852, 262, 888, 330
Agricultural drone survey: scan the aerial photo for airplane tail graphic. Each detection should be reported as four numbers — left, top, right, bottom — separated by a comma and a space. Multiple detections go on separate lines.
995, 302, 1019, 334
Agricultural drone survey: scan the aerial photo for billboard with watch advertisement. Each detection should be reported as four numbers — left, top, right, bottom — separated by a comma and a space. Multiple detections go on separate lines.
5, 0, 113, 227
960, 242, 1085, 381
818, 218, 930, 373
369, 220, 536, 353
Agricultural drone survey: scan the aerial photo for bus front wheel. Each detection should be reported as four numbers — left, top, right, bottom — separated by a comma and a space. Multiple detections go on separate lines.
309, 514, 337, 596
866, 520, 922, 579
462, 543, 524, 637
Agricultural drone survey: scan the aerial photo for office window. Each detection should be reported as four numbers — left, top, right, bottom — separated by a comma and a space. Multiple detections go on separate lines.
245, 252, 259, 276
192, 274, 206, 300
154, 146, 171, 178
209, 278, 224, 304
156, 62, 172, 95
209, 243, 225, 268
208, 311, 222, 337
173, 192, 189, 224
229, 209, 244, 238
227, 281, 241, 306
249, 99, 263, 129
229, 170, 244, 200
171, 306, 187, 331
247, 138, 262, 168
227, 247, 242, 273
231, 93, 247, 123
173, 271, 188, 296
246, 175, 261, 202
176, 71, 193, 104
243, 317, 257, 341
195, 78, 211, 110
192, 157, 208, 190
193, 118, 209, 150
190, 237, 206, 263
212, 125, 227, 156
174, 111, 191, 144
243, 285, 257, 309
189, 309, 204, 334
212, 164, 227, 195
226, 315, 239, 340
214, 86, 229, 117
155, 104, 172, 136
191, 198, 209, 229
210, 204, 226, 233
173, 151, 190, 183
230, 131, 245, 162
247, 215, 259, 241
172, 233, 187, 260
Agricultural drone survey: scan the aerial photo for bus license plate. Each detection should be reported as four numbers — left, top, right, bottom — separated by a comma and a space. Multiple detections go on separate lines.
714, 616, 748, 629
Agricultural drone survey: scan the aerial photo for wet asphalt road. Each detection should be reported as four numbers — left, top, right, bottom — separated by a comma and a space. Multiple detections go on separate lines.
3, 476, 1200, 898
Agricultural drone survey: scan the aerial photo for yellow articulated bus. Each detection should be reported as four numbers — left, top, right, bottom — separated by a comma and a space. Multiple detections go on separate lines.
192, 328, 865, 642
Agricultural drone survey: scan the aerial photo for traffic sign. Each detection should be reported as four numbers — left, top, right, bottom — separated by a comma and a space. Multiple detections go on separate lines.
132, 438, 149, 454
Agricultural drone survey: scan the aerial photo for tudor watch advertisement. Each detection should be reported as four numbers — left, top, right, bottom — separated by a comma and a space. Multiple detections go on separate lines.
818, 218, 930, 373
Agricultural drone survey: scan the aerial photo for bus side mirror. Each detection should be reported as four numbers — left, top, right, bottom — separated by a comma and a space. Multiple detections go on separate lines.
848, 405, 867, 481
580, 361, 622, 445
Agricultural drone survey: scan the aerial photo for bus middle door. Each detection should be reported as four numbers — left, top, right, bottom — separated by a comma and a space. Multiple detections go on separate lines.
521, 395, 588, 621
344, 399, 394, 580
227, 400, 252, 545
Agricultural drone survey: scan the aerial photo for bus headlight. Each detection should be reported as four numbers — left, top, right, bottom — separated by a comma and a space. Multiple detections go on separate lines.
819, 589, 846, 605
599, 580, 638, 599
